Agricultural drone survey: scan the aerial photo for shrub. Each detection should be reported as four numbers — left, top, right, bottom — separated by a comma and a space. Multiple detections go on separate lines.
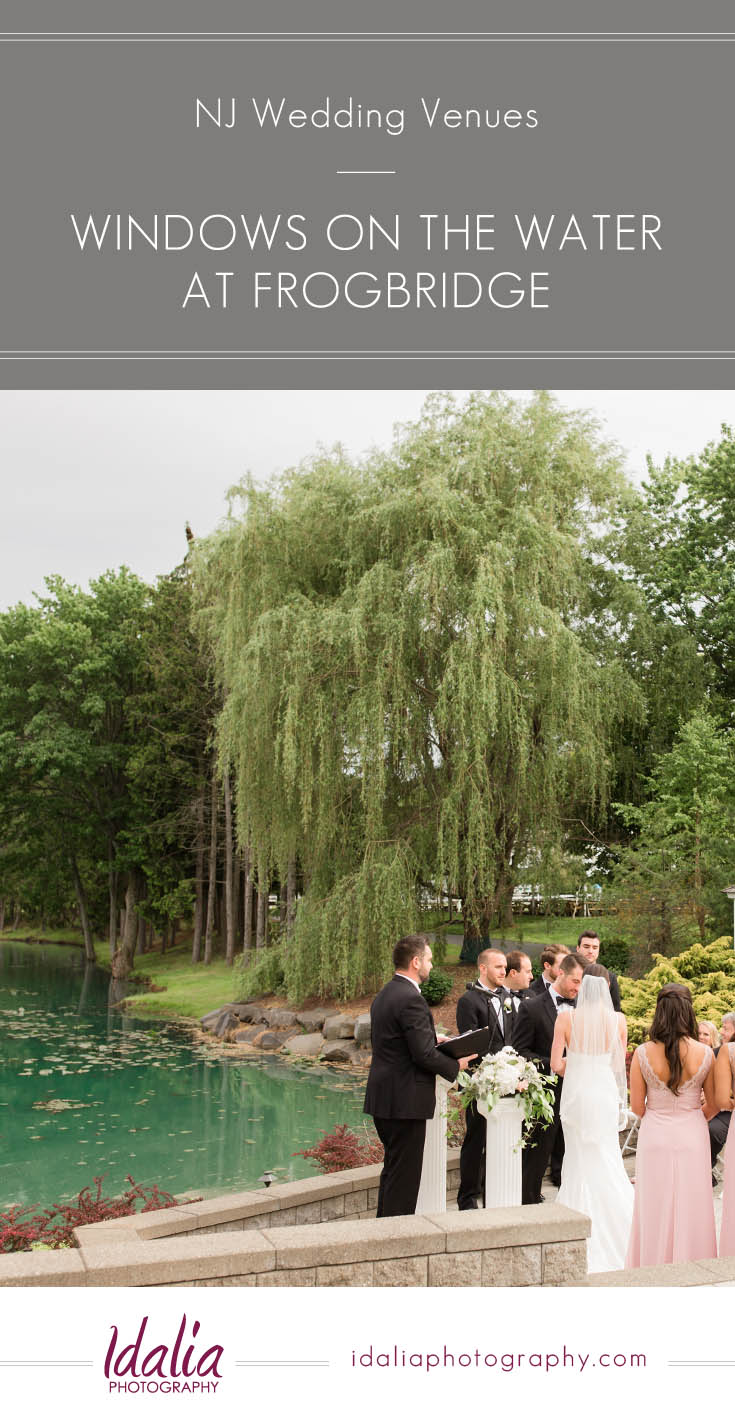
621, 936, 735, 1046
293, 1123, 384, 1174
420, 967, 454, 1005
597, 934, 630, 975
0, 1176, 198, 1254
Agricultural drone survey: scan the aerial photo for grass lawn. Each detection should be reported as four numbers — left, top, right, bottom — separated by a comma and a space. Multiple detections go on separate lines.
427, 914, 621, 953
0, 924, 241, 1021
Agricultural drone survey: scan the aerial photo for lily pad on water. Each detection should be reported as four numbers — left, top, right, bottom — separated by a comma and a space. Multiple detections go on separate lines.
31, 1098, 89, 1113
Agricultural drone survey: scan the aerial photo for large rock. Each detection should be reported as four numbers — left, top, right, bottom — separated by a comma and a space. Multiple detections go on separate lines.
200, 1009, 223, 1031
320, 1039, 354, 1063
253, 1029, 292, 1050
235, 1003, 269, 1024
233, 1026, 262, 1044
261, 1007, 299, 1029
323, 1014, 356, 1040
282, 1032, 325, 1058
214, 1010, 241, 1038
296, 1009, 330, 1033
354, 1013, 372, 1046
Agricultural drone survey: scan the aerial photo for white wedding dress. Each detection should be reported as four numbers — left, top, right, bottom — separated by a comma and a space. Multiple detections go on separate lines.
556, 978, 634, 1273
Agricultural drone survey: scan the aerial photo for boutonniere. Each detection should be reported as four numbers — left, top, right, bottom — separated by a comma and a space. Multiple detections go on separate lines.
503, 997, 513, 1015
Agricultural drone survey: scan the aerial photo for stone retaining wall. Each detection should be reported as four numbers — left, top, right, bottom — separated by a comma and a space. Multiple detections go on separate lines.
0, 1152, 589, 1288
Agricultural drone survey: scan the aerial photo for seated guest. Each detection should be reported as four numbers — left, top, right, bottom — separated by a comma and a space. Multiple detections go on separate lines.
699, 1020, 721, 1050
722, 1013, 735, 1045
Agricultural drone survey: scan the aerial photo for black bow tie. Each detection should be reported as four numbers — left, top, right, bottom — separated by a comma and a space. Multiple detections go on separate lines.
555, 996, 576, 1007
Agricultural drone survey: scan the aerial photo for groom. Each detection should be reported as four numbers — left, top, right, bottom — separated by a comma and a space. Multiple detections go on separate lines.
513, 952, 586, 1203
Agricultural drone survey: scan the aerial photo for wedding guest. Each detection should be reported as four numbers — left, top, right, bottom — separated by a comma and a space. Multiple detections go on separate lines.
364, 934, 475, 1217
721, 1013, 735, 1044
504, 951, 534, 1008
455, 948, 511, 1211
698, 1020, 721, 1049
576, 929, 622, 1012
715, 1034, 735, 1257
528, 944, 568, 998
514, 952, 586, 1203
710, 1035, 734, 1185
626, 984, 717, 1267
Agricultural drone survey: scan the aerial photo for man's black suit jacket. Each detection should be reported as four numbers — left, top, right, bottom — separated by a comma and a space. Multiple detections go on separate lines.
363, 975, 460, 1120
529, 967, 621, 1011
455, 982, 516, 1057
528, 974, 555, 999
512, 989, 560, 1074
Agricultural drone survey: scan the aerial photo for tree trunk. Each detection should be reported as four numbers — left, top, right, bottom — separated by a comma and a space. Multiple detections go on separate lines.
191, 783, 206, 963
160, 924, 168, 956
256, 858, 267, 950
242, 845, 254, 956
0, 898, 4, 933
694, 805, 706, 941
136, 917, 146, 959
70, 853, 96, 963
111, 877, 138, 981
287, 854, 297, 938
204, 769, 218, 965
108, 847, 118, 956
12, 903, 21, 931
223, 766, 236, 967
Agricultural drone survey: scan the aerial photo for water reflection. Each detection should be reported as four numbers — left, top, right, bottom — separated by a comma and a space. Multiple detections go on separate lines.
0, 940, 367, 1210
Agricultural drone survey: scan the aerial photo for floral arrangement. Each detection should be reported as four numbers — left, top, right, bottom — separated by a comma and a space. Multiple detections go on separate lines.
458, 1046, 556, 1144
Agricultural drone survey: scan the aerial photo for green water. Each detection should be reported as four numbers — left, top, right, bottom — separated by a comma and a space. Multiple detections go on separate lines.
0, 941, 368, 1210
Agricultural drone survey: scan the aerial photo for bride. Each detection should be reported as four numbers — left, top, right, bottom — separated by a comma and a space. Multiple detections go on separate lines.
550, 963, 634, 1273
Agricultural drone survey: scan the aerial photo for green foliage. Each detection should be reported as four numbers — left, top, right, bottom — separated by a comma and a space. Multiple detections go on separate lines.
620, 936, 735, 1045
596, 934, 630, 976
611, 711, 735, 958
196, 392, 639, 996
420, 967, 454, 1006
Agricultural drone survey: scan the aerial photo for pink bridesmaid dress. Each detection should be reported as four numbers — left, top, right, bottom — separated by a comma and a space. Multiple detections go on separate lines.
718, 1044, 735, 1258
626, 1042, 716, 1268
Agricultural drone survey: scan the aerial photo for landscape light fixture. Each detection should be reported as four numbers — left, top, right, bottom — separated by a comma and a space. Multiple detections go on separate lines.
259, 1171, 275, 1189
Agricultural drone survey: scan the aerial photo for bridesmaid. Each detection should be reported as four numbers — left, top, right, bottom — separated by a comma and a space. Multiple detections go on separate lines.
626, 983, 717, 1268
715, 1035, 735, 1257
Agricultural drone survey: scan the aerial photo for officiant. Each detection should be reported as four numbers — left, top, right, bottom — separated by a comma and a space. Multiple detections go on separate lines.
364, 934, 476, 1217
513, 952, 586, 1203
455, 948, 517, 1211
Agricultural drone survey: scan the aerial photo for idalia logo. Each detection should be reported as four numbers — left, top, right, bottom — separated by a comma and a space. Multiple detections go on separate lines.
104, 1314, 224, 1394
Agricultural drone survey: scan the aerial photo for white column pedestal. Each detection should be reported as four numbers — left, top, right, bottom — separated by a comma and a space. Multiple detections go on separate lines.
416, 1077, 449, 1213
478, 1096, 524, 1208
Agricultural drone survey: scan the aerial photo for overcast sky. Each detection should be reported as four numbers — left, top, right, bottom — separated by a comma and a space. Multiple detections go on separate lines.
1, 389, 734, 609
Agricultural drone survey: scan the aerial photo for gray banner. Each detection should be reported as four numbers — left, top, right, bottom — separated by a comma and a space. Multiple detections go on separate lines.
1, 12, 734, 387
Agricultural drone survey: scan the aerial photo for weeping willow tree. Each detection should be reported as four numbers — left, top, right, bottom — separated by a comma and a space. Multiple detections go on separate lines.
193, 392, 638, 1000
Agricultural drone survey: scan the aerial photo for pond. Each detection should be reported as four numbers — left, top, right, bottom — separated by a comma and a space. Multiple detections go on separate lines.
0, 940, 369, 1211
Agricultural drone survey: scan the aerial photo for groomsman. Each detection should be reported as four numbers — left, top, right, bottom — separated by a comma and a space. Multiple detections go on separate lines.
513, 952, 586, 1203
455, 948, 515, 1210
528, 944, 568, 998
364, 934, 475, 1217
576, 929, 621, 1011
504, 951, 534, 1009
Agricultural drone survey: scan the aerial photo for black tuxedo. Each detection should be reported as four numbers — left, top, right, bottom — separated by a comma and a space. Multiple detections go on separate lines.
455, 981, 518, 1210
513, 989, 569, 1203
364, 975, 459, 1217
528, 974, 556, 998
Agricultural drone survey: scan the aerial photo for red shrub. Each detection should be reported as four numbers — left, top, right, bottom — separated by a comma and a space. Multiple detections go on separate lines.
293, 1123, 384, 1174
0, 1175, 199, 1254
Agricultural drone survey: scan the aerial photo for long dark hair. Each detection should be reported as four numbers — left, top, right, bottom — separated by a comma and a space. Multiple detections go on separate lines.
648, 983, 699, 1093
583, 962, 610, 984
